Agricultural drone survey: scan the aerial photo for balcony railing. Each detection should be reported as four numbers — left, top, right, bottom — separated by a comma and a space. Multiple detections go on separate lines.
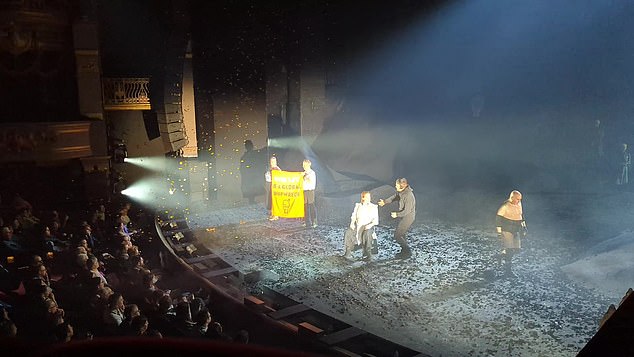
102, 77, 151, 110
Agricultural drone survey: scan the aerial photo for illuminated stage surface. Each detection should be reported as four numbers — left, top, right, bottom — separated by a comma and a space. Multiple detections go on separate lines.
184, 202, 614, 357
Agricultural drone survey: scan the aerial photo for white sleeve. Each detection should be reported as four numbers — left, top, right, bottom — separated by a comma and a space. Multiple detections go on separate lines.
368, 205, 379, 228
350, 203, 359, 227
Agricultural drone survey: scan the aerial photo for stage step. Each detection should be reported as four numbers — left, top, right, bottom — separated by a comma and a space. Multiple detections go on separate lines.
244, 295, 265, 306
267, 303, 311, 320
201, 266, 238, 278
320, 326, 366, 345
299, 322, 324, 336
185, 253, 218, 263
330, 346, 363, 357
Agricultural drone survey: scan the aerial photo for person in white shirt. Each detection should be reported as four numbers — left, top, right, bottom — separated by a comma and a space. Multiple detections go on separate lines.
342, 191, 378, 261
302, 159, 317, 228
265, 156, 281, 220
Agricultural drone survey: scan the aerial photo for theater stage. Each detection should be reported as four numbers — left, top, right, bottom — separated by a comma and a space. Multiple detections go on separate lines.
176, 197, 615, 357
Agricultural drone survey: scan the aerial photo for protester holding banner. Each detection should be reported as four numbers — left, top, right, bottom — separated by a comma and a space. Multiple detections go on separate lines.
302, 159, 317, 228
265, 156, 281, 220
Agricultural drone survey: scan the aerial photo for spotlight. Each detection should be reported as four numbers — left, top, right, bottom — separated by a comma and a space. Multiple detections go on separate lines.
113, 143, 128, 163
123, 156, 168, 172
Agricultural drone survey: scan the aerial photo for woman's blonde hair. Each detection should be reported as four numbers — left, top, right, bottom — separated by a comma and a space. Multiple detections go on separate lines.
508, 190, 522, 200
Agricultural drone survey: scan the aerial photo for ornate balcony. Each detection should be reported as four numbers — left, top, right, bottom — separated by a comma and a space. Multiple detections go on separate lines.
102, 77, 151, 110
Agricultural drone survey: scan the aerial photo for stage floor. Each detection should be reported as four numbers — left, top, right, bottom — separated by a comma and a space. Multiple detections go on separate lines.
184, 203, 611, 357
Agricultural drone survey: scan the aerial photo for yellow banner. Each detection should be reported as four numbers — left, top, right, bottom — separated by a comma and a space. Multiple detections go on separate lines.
271, 170, 305, 218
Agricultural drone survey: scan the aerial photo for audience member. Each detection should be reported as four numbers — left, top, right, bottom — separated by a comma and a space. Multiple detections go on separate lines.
102, 292, 125, 335
52, 321, 74, 343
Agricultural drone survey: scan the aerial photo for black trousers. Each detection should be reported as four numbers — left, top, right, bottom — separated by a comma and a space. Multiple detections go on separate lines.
304, 190, 316, 225
344, 226, 375, 256
394, 214, 414, 252
266, 184, 273, 211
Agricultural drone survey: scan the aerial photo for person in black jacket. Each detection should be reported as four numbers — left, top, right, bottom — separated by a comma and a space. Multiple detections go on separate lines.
379, 178, 416, 259
240, 140, 264, 204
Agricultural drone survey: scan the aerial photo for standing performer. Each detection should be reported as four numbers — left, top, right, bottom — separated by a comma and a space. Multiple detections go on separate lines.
617, 143, 631, 186
378, 178, 416, 259
265, 156, 281, 220
495, 190, 527, 278
240, 140, 263, 204
302, 159, 317, 228
342, 191, 379, 261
